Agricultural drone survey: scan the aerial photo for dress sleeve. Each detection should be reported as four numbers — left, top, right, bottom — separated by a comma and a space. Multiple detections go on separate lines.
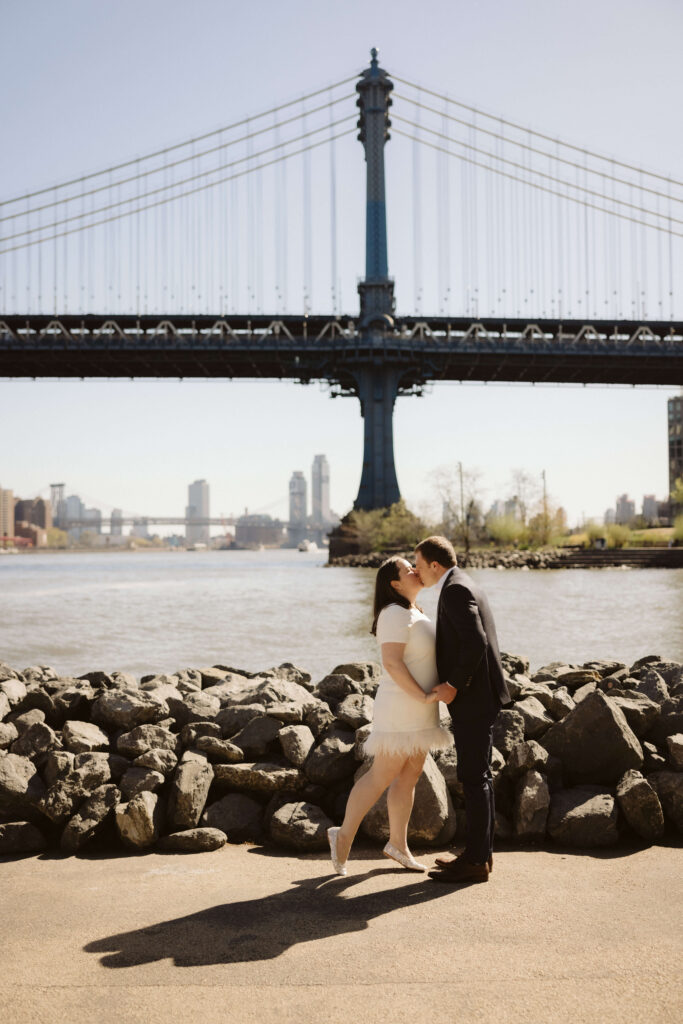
376, 604, 411, 645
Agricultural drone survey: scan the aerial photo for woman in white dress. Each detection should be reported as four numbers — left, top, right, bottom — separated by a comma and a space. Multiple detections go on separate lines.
327, 556, 453, 875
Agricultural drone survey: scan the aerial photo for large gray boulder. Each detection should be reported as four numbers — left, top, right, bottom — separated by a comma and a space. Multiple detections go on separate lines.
10, 722, 61, 760
201, 793, 265, 842
92, 689, 168, 730
0, 753, 46, 816
615, 770, 665, 842
60, 784, 121, 853
40, 754, 111, 825
514, 770, 550, 841
604, 692, 660, 738
167, 761, 214, 829
213, 761, 304, 794
335, 694, 374, 729
547, 786, 619, 847
554, 668, 602, 692
116, 724, 179, 759
228, 716, 281, 758
115, 791, 163, 848
194, 736, 243, 764
433, 747, 463, 803
492, 709, 525, 757
303, 704, 336, 738
216, 704, 266, 737
647, 696, 683, 745
0, 821, 47, 854
270, 801, 333, 851
360, 754, 456, 846
314, 673, 361, 704
635, 670, 669, 705
304, 728, 357, 785
278, 724, 315, 767
666, 733, 683, 769
62, 720, 110, 754
513, 696, 554, 739
133, 748, 178, 776
648, 771, 683, 833
164, 690, 220, 728
119, 767, 165, 800
542, 690, 643, 783
506, 740, 549, 779
0, 678, 27, 707
158, 827, 227, 852
0, 721, 19, 750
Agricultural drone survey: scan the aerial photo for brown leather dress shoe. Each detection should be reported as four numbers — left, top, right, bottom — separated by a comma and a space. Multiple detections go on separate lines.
435, 853, 493, 873
428, 857, 489, 884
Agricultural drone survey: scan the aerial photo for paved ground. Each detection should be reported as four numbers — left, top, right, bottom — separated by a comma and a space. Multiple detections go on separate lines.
2, 841, 682, 1024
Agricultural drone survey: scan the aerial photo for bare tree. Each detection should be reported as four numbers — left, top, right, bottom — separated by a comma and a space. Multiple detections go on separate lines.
433, 463, 484, 562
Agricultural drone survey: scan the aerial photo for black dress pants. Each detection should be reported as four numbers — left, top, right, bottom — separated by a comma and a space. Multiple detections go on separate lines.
449, 708, 498, 864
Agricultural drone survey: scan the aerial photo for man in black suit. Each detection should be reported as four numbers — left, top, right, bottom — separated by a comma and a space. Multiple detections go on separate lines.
414, 535, 511, 884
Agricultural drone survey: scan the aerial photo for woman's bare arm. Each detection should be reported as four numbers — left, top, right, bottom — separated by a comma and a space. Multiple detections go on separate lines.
381, 643, 438, 703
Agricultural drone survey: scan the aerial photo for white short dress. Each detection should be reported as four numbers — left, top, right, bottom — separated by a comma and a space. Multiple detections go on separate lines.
363, 602, 454, 758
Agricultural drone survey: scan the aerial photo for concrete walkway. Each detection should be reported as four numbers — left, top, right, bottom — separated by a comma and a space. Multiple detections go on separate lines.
2, 842, 682, 1024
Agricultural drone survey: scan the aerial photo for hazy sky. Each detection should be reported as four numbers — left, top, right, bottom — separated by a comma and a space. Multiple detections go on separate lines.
1, 0, 681, 527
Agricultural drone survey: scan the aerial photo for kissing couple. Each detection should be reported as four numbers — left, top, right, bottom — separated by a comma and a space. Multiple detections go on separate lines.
327, 535, 511, 884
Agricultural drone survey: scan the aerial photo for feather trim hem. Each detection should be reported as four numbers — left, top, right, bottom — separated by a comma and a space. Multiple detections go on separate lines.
363, 725, 453, 759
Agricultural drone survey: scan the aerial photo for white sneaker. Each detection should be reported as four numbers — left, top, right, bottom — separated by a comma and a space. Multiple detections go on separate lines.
383, 842, 427, 871
327, 827, 347, 876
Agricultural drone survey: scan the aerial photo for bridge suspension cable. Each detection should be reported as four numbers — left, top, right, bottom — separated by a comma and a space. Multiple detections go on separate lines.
392, 73, 683, 190
0, 76, 358, 208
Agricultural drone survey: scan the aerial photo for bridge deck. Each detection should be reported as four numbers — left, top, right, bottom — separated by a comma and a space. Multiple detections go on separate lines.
1, 314, 681, 387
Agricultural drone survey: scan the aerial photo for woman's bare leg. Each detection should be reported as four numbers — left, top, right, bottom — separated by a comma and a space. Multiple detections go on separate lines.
336, 752, 407, 863
386, 752, 427, 853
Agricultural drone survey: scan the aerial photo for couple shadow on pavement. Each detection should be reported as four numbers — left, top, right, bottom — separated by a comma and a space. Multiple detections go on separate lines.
84, 863, 463, 968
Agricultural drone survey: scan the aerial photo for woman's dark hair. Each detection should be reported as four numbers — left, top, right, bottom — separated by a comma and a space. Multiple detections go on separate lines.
371, 556, 412, 635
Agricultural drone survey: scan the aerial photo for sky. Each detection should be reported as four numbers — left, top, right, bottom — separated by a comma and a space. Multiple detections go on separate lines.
1, 0, 682, 528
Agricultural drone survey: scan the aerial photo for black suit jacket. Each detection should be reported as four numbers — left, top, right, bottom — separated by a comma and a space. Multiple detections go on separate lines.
436, 567, 511, 717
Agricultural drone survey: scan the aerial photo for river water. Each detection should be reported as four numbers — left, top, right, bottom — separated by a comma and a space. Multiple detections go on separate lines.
2, 549, 682, 680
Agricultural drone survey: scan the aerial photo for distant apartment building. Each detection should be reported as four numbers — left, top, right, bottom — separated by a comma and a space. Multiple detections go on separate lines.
488, 500, 506, 519
186, 479, 210, 546
504, 496, 522, 521
0, 486, 15, 539
615, 494, 636, 524
642, 495, 658, 523
669, 392, 683, 502
604, 508, 616, 525
84, 508, 102, 534
14, 497, 52, 530
65, 494, 86, 541
110, 509, 123, 536
288, 471, 307, 546
311, 455, 331, 525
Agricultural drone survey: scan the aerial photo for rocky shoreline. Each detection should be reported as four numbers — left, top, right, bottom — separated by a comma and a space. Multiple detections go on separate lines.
1, 654, 682, 858
328, 549, 573, 569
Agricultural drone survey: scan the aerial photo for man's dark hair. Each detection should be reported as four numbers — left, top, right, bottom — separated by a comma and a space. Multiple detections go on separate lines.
414, 535, 457, 568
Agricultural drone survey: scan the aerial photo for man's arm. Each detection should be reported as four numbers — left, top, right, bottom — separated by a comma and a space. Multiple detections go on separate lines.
440, 583, 488, 692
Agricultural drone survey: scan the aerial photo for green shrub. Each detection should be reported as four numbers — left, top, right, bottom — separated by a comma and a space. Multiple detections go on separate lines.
606, 524, 631, 549
673, 515, 683, 543
486, 515, 528, 547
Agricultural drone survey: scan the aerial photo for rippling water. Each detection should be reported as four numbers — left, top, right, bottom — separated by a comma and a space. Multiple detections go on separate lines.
1, 549, 682, 679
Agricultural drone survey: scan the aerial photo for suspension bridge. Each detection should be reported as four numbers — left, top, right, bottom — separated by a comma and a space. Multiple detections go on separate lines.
1, 49, 682, 509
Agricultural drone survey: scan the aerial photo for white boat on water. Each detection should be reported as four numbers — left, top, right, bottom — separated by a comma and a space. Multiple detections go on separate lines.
298, 540, 318, 552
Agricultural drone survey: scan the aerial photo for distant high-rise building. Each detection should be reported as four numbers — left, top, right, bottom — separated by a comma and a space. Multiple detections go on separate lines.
13, 497, 52, 530
288, 471, 307, 546
615, 494, 635, 524
604, 508, 616, 525
669, 392, 683, 502
642, 495, 658, 523
504, 496, 522, 521
84, 508, 102, 534
65, 494, 86, 540
0, 486, 15, 539
111, 509, 123, 536
186, 479, 210, 545
311, 455, 331, 526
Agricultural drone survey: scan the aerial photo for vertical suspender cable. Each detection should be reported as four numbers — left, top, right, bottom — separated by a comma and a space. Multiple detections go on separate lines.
302, 100, 312, 314
413, 89, 422, 314
329, 88, 339, 315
